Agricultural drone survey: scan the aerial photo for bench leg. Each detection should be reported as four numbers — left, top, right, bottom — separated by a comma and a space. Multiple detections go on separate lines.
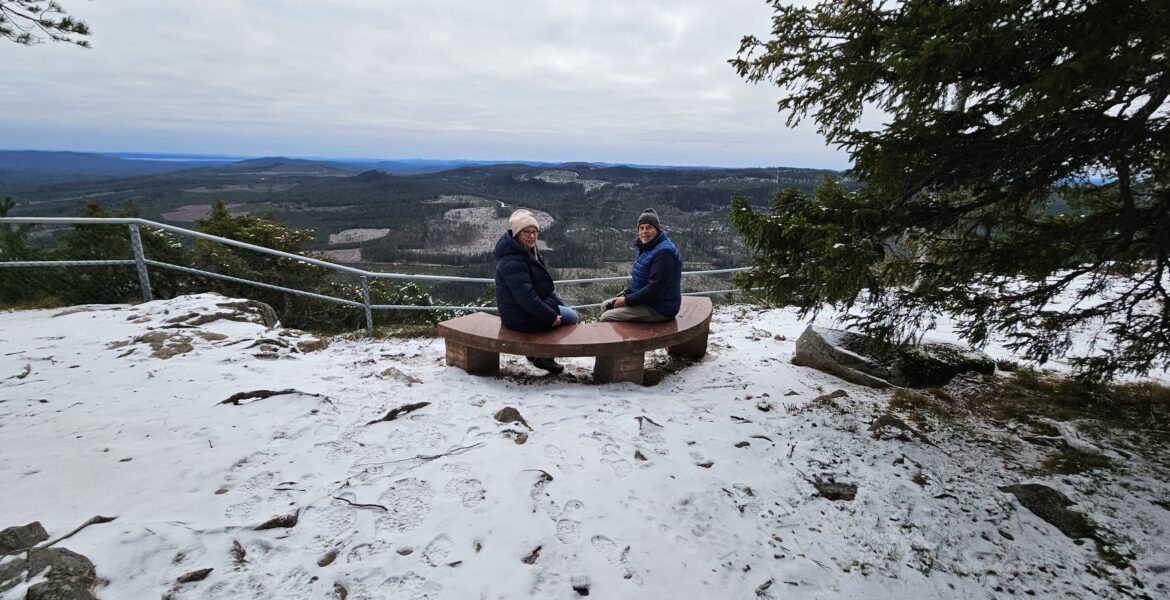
594, 352, 645, 385
445, 340, 499, 375
668, 327, 709, 358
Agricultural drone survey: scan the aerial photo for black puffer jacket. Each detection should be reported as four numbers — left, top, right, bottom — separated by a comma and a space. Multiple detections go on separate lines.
494, 231, 563, 332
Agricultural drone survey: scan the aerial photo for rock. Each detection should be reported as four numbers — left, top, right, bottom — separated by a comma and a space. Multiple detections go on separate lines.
176, 567, 213, 584
793, 325, 994, 388
999, 483, 1096, 540
255, 510, 299, 530
792, 326, 892, 388
0, 521, 48, 555
0, 559, 23, 595
216, 300, 279, 328
378, 366, 421, 385
896, 341, 996, 387
231, 540, 247, 564
297, 337, 327, 352
868, 414, 931, 444
22, 548, 99, 600
494, 407, 532, 430
134, 331, 195, 359
814, 389, 849, 402
813, 479, 858, 501
282, 330, 328, 353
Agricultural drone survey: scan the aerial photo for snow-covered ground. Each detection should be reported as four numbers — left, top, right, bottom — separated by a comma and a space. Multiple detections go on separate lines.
1, 293, 1167, 599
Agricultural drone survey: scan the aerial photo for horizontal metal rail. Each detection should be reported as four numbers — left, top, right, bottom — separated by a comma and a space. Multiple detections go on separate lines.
0, 217, 746, 285
144, 260, 366, 308
0, 259, 136, 267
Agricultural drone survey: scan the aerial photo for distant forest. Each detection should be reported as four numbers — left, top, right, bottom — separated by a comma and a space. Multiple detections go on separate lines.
2, 151, 854, 281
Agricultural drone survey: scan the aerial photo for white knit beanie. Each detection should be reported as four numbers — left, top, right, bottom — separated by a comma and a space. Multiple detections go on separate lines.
509, 209, 539, 237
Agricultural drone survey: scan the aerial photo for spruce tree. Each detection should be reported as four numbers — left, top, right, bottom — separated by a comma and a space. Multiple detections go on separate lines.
730, 0, 1169, 380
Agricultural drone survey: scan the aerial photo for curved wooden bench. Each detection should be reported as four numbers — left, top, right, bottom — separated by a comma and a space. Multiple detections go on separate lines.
437, 296, 713, 384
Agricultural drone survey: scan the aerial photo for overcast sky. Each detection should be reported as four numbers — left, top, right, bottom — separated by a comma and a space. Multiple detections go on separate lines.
3, 0, 849, 169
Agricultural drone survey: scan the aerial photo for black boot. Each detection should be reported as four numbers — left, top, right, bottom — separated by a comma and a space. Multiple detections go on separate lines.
531, 357, 564, 374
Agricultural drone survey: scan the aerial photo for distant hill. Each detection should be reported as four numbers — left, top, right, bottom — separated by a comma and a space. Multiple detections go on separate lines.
0, 151, 705, 186
0, 150, 228, 188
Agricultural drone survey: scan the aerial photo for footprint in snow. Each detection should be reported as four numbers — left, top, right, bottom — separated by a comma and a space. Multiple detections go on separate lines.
602, 457, 633, 478
222, 470, 279, 518
421, 533, 455, 567
556, 518, 582, 544
440, 462, 471, 476
299, 505, 358, 553
346, 540, 394, 562
687, 441, 713, 468
636, 417, 669, 455
444, 477, 486, 509
380, 570, 443, 599
591, 534, 639, 582
376, 477, 434, 533
555, 499, 586, 544
544, 443, 584, 473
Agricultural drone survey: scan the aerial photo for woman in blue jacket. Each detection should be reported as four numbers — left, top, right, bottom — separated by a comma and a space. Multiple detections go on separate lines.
494, 209, 579, 372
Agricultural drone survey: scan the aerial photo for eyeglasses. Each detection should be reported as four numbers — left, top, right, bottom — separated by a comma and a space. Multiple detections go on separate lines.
519, 229, 539, 237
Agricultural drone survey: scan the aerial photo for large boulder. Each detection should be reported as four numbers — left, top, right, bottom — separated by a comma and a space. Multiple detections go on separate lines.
793, 325, 995, 388
792, 326, 892, 388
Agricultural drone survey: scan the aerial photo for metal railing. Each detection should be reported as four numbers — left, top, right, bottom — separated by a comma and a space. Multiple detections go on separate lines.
0, 217, 749, 336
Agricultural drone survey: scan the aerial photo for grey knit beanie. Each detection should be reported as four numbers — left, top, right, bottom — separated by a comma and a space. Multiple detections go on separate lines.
637, 207, 661, 231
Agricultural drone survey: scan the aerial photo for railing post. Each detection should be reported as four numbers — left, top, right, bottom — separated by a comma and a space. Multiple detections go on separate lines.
360, 275, 374, 337
127, 224, 153, 302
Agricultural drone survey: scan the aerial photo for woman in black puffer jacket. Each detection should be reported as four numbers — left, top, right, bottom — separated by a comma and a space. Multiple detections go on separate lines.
494, 209, 579, 372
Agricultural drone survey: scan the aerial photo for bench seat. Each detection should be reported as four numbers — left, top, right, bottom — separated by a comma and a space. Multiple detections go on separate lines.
436, 296, 713, 384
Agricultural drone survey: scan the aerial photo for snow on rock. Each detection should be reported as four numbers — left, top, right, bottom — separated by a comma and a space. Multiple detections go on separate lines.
0, 295, 1167, 599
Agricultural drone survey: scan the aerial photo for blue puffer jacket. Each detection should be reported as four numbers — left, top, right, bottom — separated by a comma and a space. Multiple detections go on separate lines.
494, 231, 564, 332
624, 231, 683, 317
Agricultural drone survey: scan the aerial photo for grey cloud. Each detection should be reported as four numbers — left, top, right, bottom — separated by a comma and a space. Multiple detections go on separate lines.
1, 0, 847, 168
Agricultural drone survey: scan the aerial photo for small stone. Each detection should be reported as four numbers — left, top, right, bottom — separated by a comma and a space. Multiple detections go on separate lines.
494, 407, 532, 430
176, 568, 213, 584
255, 510, 299, 530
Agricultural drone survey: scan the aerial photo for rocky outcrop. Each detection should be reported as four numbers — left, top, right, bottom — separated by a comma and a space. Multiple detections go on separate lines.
793, 325, 995, 388
109, 294, 327, 359
0, 546, 100, 600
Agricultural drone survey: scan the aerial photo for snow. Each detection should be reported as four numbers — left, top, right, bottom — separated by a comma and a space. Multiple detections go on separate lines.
328, 229, 391, 245
1, 293, 1168, 599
